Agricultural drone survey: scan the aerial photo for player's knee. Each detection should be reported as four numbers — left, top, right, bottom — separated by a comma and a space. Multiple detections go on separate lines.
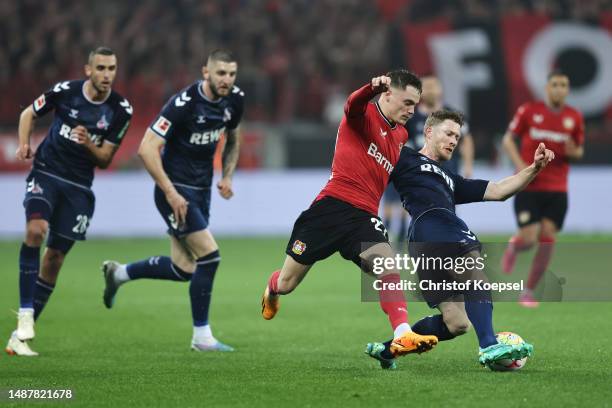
443, 314, 471, 336
517, 231, 538, 248
25, 221, 48, 246
173, 259, 196, 274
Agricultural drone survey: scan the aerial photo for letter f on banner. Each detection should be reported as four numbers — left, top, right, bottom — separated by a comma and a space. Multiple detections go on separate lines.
428, 29, 493, 118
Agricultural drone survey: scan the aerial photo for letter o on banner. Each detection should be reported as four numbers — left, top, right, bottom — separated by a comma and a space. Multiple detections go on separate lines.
523, 23, 612, 116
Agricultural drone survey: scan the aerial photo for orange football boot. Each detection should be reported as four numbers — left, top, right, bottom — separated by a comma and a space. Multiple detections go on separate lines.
261, 286, 280, 320
390, 331, 438, 356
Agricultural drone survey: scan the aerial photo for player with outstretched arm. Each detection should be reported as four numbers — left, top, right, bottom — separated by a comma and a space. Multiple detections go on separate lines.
365, 110, 553, 369
261, 71, 439, 367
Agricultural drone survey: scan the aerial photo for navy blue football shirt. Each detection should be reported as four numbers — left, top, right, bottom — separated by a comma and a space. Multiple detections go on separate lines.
32, 79, 133, 187
390, 147, 488, 219
149, 81, 244, 188
405, 105, 469, 174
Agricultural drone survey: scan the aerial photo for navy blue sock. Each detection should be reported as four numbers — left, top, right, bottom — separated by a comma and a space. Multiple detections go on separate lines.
126, 256, 192, 281
412, 314, 456, 341
33, 277, 55, 320
19, 243, 40, 308
465, 300, 497, 348
190, 251, 220, 327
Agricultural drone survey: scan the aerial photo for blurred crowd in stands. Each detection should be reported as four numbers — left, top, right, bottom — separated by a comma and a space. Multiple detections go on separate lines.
1, 0, 610, 126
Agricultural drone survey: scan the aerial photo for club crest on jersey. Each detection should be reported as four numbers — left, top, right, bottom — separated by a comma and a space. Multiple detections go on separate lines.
153, 116, 172, 136
519, 211, 531, 224
34, 95, 46, 111
26, 178, 43, 195
563, 117, 575, 130
533, 114, 543, 123
97, 114, 109, 130
292, 240, 307, 255
69, 109, 79, 119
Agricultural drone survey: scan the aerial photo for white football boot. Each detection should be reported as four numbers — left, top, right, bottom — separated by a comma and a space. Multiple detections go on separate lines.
6, 331, 38, 356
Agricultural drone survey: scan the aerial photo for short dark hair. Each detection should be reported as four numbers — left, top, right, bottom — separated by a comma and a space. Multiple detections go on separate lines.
88, 46, 114, 64
424, 109, 464, 129
207, 49, 236, 64
547, 69, 568, 81
386, 69, 422, 94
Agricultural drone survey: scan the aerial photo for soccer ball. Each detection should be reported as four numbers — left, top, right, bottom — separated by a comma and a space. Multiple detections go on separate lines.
488, 332, 528, 371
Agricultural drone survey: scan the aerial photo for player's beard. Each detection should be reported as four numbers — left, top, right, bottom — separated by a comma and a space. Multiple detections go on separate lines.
209, 80, 231, 98
92, 78, 110, 94
209, 81, 223, 99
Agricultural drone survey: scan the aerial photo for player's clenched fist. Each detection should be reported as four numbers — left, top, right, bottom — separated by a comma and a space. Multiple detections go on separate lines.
371, 76, 391, 93
217, 177, 234, 199
533, 142, 555, 170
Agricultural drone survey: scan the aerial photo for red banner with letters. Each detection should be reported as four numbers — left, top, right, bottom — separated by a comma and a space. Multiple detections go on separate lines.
401, 13, 612, 162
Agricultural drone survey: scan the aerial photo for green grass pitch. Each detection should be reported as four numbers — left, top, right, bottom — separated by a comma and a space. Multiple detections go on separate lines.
1, 236, 611, 407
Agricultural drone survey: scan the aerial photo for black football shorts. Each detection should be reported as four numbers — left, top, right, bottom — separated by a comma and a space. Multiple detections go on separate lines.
514, 191, 568, 230
285, 196, 389, 266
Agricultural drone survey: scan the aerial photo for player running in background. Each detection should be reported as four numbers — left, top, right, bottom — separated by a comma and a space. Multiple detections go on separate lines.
101, 49, 242, 352
366, 110, 550, 369
261, 71, 439, 365
6, 47, 132, 356
382, 75, 474, 243
501, 70, 584, 307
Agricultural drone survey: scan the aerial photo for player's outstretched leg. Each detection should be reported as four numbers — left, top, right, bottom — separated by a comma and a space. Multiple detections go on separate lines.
101, 257, 193, 309
5, 331, 38, 357
261, 256, 311, 320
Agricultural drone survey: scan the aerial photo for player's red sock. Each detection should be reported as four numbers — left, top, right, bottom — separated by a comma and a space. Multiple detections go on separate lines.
526, 236, 555, 290
268, 270, 280, 295
503, 236, 533, 274
378, 273, 408, 331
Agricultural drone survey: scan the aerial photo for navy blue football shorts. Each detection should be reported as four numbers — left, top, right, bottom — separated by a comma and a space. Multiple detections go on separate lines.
23, 169, 95, 241
154, 183, 211, 238
408, 208, 482, 307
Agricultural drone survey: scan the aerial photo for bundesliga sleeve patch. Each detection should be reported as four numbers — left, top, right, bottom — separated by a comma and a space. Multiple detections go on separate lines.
152, 116, 172, 136
33, 94, 46, 111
